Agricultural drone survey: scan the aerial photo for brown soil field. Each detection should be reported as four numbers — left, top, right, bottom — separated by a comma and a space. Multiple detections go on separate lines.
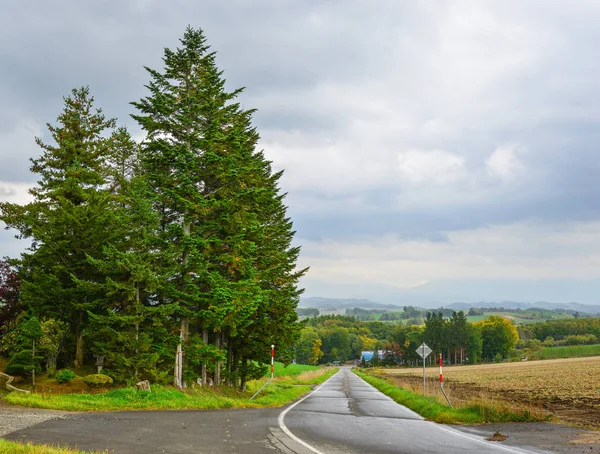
375, 356, 600, 429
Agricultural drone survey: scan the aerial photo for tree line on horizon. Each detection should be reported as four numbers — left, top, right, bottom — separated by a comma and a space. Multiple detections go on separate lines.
294, 312, 519, 365
293, 312, 600, 366
0, 27, 306, 390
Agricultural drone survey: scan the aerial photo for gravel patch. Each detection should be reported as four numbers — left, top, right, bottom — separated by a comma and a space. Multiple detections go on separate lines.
0, 406, 69, 437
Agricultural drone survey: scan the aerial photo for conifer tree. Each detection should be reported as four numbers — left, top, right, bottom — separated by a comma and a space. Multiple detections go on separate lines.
132, 27, 307, 388
0, 87, 120, 367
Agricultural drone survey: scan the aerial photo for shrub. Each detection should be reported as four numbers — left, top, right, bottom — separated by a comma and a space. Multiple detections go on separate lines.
55, 369, 76, 384
83, 374, 113, 387
5, 350, 42, 377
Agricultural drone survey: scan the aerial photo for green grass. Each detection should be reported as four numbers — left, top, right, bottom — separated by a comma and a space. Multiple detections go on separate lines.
4, 365, 338, 412
0, 440, 103, 454
271, 362, 321, 377
537, 344, 600, 359
354, 370, 540, 425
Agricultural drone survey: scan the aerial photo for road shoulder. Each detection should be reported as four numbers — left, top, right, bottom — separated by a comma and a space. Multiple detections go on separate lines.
448, 422, 600, 454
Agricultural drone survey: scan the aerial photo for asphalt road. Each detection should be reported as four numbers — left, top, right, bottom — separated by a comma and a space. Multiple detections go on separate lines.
2, 368, 596, 453
282, 367, 541, 454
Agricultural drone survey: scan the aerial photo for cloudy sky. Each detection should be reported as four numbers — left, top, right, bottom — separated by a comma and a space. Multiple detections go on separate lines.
2, 0, 600, 305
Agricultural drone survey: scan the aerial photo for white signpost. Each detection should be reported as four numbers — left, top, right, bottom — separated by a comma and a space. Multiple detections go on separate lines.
416, 343, 432, 396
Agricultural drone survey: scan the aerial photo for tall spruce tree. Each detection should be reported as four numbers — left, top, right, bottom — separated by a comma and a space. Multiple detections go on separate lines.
132, 27, 306, 388
0, 87, 120, 367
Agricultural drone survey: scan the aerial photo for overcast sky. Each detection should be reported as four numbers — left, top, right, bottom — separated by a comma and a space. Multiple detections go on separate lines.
2, 0, 600, 305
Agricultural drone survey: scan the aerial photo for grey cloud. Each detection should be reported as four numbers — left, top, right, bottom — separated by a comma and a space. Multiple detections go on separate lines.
3, 1, 600, 301
0, 187, 16, 197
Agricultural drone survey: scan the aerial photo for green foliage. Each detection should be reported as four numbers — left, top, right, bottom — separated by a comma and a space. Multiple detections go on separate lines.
55, 369, 76, 384
474, 316, 519, 361
5, 351, 42, 377
4, 316, 44, 378
529, 318, 600, 341
537, 344, 600, 359
82, 374, 113, 387
39, 318, 68, 376
0, 87, 125, 369
131, 26, 306, 388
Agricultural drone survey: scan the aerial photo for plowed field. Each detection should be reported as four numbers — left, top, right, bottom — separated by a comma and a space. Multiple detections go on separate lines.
376, 356, 600, 428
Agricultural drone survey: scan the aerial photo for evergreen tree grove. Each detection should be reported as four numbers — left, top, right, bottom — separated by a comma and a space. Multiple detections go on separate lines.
131, 26, 306, 388
0, 28, 307, 388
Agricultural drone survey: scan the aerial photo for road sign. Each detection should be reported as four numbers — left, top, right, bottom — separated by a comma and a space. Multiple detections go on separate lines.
416, 343, 432, 359
416, 343, 432, 396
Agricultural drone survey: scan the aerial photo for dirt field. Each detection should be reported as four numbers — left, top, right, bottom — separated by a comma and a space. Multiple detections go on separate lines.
375, 356, 600, 429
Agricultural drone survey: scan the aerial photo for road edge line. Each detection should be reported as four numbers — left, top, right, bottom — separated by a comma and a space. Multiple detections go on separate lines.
434, 424, 539, 454
277, 369, 341, 454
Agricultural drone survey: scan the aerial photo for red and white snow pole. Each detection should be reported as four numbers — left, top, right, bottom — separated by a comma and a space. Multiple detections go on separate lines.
271, 344, 275, 379
250, 344, 276, 400
439, 353, 452, 407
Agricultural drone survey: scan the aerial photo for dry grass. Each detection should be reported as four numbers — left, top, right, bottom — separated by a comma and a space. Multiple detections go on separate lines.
295, 368, 330, 384
375, 356, 600, 428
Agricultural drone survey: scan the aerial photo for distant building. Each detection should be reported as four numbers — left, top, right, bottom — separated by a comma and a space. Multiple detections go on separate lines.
361, 350, 385, 361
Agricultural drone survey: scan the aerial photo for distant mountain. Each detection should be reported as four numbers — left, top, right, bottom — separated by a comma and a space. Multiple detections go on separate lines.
300, 297, 600, 315
299, 297, 405, 311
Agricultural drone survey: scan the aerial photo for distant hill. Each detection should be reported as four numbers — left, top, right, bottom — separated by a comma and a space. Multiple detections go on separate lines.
300, 297, 600, 316
445, 301, 600, 315
299, 297, 405, 311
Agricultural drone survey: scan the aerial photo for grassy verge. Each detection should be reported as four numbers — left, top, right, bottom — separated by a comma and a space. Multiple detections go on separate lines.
354, 369, 541, 425
3, 366, 337, 412
0, 440, 103, 454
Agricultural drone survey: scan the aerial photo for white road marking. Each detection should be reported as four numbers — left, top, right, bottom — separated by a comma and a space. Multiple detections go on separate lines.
279, 368, 539, 454
277, 370, 341, 454
433, 423, 540, 454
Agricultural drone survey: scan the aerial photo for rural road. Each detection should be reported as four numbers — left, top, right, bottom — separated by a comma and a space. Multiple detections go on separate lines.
1, 367, 596, 453
282, 367, 540, 454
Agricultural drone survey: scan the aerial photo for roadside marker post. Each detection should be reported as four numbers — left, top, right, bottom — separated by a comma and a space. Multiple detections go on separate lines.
439, 353, 452, 407
250, 344, 276, 401
415, 343, 432, 396
271, 344, 275, 379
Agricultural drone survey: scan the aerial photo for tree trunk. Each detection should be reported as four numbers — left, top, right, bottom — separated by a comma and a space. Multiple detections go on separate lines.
47, 354, 57, 375
73, 311, 84, 368
240, 358, 247, 391
201, 327, 208, 386
32, 339, 36, 388
174, 220, 191, 389
75, 330, 84, 368
214, 333, 221, 386
226, 335, 233, 387
134, 284, 140, 380
232, 349, 240, 389
174, 317, 188, 388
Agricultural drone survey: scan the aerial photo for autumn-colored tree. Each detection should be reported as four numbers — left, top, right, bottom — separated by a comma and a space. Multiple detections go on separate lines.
475, 316, 519, 361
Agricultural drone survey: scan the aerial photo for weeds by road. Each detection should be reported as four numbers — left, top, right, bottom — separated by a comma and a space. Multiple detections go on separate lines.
372, 356, 600, 428
3, 367, 337, 412
354, 370, 543, 425
0, 440, 103, 454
